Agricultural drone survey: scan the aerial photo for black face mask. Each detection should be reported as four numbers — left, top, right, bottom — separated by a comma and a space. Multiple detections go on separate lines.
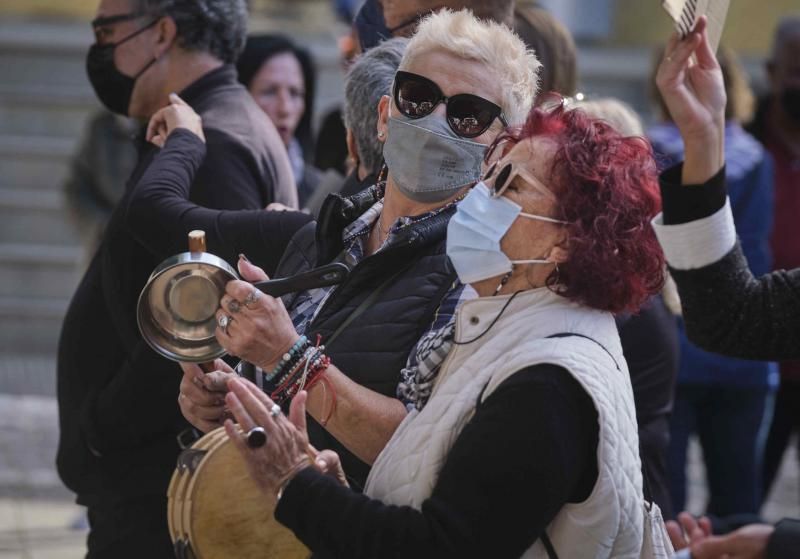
86, 19, 159, 116
781, 88, 800, 123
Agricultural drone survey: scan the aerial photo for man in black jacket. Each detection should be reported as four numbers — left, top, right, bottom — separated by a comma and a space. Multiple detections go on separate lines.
57, 1, 296, 557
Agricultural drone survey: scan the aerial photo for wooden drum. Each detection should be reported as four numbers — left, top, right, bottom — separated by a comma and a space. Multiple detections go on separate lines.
167, 427, 311, 559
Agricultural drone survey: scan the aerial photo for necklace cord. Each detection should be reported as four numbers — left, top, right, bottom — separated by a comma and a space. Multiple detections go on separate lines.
453, 290, 522, 346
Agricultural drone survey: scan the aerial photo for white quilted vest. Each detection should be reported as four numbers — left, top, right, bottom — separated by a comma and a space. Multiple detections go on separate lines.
365, 288, 644, 558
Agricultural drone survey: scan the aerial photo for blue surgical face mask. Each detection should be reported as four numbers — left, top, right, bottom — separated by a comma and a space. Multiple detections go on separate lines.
446, 182, 568, 285
382, 113, 488, 203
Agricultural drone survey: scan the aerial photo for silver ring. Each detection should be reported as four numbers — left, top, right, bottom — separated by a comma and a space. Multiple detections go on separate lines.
243, 288, 261, 308
227, 299, 241, 313
217, 314, 232, 335
270, 404, 281, 418
246, 426, 267, 449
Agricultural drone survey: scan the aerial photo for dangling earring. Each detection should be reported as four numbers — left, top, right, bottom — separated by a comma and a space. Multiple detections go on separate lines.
493, 270, 513, 296
377, 130, 385, 139
552, 262, 561, 286
377, 161, 388, 184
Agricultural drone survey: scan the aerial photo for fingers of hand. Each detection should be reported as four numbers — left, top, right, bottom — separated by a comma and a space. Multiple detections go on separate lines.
169, 92, 189, 107
690, 535, 731, 559
224, 389, 257, 432
226, 280, 270, 308
213, 358, 235, 374
666, 520, 689, 550
288, 390, 308, 434
178, 391, 225, 426
221, 294, 244, 316
315, 449, 348, 487
677, 512, 707, 543
145, 109, 165, 141
179, 377, 225, 407
691, 14, 708, 37
237, 256, 269, 282
225, 419, 248, 453
215, 308, 235, 336
693, 17, 719, 69
180, 361, 203, 377
677, 511, 697, 532
227, 378, 276, 431
698, 516, 713, 537
315, 449, 340, 473
239, 378, 276, 409
183, 399, 226, 421
670, 32, 701, 67
202, 370, 233, 392
664, 28, 681, 56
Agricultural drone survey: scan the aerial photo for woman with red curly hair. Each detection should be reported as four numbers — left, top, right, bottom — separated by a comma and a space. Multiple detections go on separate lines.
220, 100, 670, 558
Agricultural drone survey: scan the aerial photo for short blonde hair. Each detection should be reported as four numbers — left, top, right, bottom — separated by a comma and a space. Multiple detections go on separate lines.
400, 9, 540, 125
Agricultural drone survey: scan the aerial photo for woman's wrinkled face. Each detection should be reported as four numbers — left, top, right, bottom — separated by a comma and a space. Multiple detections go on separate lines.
378, 48, 507, 147
249, 52, 306, 146
486, 137, 566, 267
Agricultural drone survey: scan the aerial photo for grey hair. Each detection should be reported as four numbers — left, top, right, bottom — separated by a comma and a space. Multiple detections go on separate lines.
771, 15, 800, 61
343, 37, 408, 175
573, 97, 644, 137
134, 0, 248, 63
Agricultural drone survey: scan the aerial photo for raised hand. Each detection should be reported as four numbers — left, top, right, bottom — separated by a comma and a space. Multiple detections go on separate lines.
655, 16, 726, 184
146, 93, 205, 148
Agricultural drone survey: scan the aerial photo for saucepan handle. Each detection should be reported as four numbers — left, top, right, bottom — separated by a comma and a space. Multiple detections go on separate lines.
251, 262, 349, 298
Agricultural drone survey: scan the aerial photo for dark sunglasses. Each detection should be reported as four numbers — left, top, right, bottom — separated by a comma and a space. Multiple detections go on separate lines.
392, 70, 507, 138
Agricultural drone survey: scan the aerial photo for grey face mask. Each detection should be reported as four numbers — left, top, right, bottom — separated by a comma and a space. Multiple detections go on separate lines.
382, 113, 488, 203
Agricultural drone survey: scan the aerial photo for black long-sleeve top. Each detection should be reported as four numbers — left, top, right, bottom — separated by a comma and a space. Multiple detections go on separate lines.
658, 164, 800, 361
56, 66, 306, 506
126, 129, 312, 272
275, 365, 599, 559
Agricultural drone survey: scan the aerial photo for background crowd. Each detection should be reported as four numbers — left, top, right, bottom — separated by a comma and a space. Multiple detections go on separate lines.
0, 0, 798, 557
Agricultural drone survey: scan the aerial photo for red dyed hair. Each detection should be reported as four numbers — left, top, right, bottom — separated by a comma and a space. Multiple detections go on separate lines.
491, 101, 665, 314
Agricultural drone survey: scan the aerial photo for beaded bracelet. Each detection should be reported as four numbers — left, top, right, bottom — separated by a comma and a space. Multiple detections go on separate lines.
270, 349, 319, 402
284, 354, 329, 401
268, 345, 316, 390
264, 336, 310, 382
273, 349, 329, 405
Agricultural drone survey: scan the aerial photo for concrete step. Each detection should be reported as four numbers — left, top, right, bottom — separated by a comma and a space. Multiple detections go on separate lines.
0, 134, 76, 191
0, 188, 81, 245
0, 84, 97, 138
0, 295, 68, 355
0, 353, 56, 397
0, 20, 92, 92
0, 394, 69, 498
0, 243, 81, 299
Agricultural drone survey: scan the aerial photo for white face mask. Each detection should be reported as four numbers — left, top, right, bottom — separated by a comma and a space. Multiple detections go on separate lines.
446, 182, 567, 285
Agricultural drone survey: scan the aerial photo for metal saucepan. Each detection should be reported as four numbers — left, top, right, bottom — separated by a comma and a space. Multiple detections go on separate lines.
137, 249, 348, 364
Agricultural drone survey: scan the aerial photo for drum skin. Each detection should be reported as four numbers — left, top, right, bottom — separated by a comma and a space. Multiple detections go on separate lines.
168, 427, 311, 559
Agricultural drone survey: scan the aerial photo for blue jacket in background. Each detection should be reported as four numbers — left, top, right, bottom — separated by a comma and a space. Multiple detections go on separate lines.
648, 122, 778, 389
